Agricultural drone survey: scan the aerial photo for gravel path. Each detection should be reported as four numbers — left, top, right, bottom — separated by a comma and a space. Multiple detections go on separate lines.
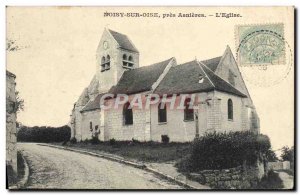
18, 143, 182, 189
277, 171, 294, 189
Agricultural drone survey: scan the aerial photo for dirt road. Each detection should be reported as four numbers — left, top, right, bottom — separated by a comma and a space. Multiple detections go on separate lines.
18, 143, 182, 189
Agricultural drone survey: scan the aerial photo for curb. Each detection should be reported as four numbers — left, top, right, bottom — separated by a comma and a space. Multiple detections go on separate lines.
19, 152, 30, 188
10, 151, 30, 189
37, 143, 198, 189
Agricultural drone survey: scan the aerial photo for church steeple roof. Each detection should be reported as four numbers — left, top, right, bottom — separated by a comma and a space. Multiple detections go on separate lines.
108, 29, 139, 53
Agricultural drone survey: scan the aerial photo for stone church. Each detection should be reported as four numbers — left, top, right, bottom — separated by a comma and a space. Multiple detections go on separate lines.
69, 28, 260, 142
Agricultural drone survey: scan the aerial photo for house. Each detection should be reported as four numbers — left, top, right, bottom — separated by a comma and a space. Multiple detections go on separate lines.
69, 28, 260, 142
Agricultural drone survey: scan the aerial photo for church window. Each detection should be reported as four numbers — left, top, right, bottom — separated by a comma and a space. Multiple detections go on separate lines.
123, 102, 133, 125
128, 55, 134, 67
90, 121, 93, 130
184, 98, 194, 121
106, 55, 111, 70
122, 54, 134, 69
228, 99, 233, 120
123, 54, 128, 67
101, 56, 106, 72
158, 103, 167, 123
100, 55, 111, 72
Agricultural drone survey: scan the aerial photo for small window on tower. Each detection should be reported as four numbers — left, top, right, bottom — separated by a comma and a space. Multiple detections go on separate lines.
122, 54, 134, 69
106, 55, 111, 70
101, 56, 106, 72
128, 56, 134, 67
122, 54, 128, 67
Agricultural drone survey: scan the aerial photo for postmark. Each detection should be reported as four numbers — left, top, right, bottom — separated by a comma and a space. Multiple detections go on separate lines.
235, 24, 293, 87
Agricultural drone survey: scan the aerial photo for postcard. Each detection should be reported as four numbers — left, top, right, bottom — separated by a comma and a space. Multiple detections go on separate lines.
6, 6, 294, 190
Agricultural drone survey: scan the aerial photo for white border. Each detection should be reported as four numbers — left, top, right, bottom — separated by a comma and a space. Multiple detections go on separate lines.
1, 1, 298, 194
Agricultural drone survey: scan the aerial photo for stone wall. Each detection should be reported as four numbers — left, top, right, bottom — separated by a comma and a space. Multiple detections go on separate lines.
188, 162, 266, 189
268, 161, 291, 170
6, 70, 17, 173
104, 94, 150, 141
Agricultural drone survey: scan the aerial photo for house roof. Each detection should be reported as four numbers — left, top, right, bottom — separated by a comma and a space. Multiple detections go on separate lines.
201, 56, 222, 72
76, 88, 89, 107
81, 93, 106, 112
108, 29, 139, 53
154, 60, 247, 97
109, 58, 173, 95
200, 63, 247, 97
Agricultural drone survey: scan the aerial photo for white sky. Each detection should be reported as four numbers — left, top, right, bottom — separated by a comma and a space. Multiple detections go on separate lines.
6, 7, 294, 150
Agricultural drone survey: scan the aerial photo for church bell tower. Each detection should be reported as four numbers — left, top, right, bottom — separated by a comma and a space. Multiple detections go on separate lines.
96, 28, 139, 93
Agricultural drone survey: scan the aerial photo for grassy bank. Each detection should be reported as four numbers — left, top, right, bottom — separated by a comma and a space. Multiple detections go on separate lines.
55, 141, 191, 163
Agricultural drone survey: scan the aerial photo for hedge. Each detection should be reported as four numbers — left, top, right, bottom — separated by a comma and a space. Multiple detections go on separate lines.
17, 125, 71, 143
177, 131, 271, 172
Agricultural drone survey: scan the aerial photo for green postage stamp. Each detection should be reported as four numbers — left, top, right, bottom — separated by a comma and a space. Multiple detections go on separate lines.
236, 24, 286, 66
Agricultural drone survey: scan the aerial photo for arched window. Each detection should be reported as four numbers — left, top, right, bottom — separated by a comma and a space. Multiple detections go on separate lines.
123, 102, 133, 125
123, 54, 127, 67
158, 103, 167, 123
106, 55, 111, 69
184, 98, 194, 121
101, 56, 106, 64
101, 56, 106, 71
89, 121, 93, 131
128, 56, 134, 67
122, 54, 134, 69
228, 99, 233, 120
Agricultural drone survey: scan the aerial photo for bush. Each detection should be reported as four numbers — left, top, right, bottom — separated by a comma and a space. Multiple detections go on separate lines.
255, 170, 284, 189
70, 137, 77, 144
131, 138, 141, 144
91, 136, 101, 145
178, 131, 271, 172
161, 135, 170, 144
281, 146, 294, 170
17, 125, 71, 143
109, 138, 116, 145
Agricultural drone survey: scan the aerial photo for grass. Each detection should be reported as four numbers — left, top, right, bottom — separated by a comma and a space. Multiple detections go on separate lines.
56, 141, 191, 163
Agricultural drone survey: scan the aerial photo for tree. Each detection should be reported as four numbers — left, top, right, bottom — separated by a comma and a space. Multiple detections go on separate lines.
266, 149, 278, 162
15, 91, 24, 113
280, 146, 294, 162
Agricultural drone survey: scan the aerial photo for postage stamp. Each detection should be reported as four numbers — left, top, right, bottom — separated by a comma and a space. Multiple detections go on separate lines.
235, 24, 292, 87
236, 24, 286, 66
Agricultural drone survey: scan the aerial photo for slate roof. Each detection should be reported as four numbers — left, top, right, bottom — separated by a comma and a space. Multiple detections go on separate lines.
201, 56, 222, 72
109, 58, 173, 95
154, 60, 247, 97
200, 63, 247, 97
81, 93, 106, 112
109, 29, 139, 53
